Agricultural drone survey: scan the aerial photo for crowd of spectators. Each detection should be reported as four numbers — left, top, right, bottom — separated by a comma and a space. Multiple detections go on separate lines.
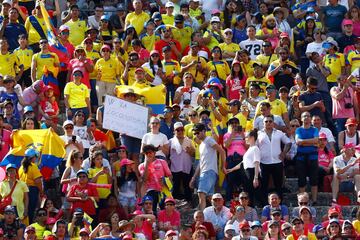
1, 0, 360, 239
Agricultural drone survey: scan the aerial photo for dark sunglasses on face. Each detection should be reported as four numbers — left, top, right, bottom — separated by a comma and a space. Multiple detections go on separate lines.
78, 175, 87, 178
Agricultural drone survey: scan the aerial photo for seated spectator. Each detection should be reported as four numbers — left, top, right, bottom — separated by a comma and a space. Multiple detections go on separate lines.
317, 133, 334, 191
299, 206, 315, 233
203, 193, 232, 240
281, 222, 292, 239
132, 210, 156, 240
286, 217, 317, 240
237, 192, 259, 222
232, 220, 258, 240
264, 220, 281, 240
68, 208, 92, 239
251, 221, 263, 239
338, 118, 360, 150
261, 192, 289, 222
341, 220, 357, 238
262, 208, 285, 232
158, 197, 181, 238
325, 218, 342, 239
0, 205, 25, 239
2, 99, 20, 130
191, 210, 216, 240
322, 206, 344, 228
24, 226, 36, 240
332, 143, 360, 204
291, 192, 317, 221
225, 206, 246, 235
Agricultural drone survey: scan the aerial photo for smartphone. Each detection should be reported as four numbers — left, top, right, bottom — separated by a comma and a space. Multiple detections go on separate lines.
86, 119, 91, 128
72, 135, 76, 142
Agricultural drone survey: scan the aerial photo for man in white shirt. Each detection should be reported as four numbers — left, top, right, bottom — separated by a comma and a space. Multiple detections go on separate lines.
240, 26, 263, 60
203, 193, 232, 240
87, 5, 104, 29
311, 115, 336, 153
332, 143, 360, 203
257, 115, 291, 199
190, 123, 226, 210
305, 28, 326, 67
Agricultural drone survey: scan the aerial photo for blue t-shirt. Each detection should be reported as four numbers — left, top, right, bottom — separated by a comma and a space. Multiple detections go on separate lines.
295, 126, 319, 160
232, 28, 247, 44
322, 4, 347, 33
4, 23, 27, 52
298, 91, 323, 118
261, 205, 289, 220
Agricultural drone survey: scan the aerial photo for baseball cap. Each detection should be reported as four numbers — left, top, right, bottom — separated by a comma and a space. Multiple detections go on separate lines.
329, 218, 340, 224
25, 226, 36, 233
280, 32, 289, 38
59, 25, 70, 32
266, 84, 277, 91
343, 19, 353, 26
46, 218, 57, 225
175, 14, 185, 23
291, 217, 303, 224
211, 9, 221, 15
190, 41, 199, 48
62, 120, 74, 127
165, 1, 175, 8
162, 45, 171, 52
328, 206, 341, 216
319, 132, 327, 139
120, 158, 134, 167
164, 197, 176, 204
135, 68, 145, 73
299, 206, 312, 215
150, 50, 160, 56
101, 44, 111, 52
250, 220, 261, 228
224, 28, 232, 34
4, 205, 16, 214
142, 195, 153, 203
345, 118, 357, 126
76, 170, 88, 177
2, 0, 12, 6
211, 193, 223, 200
271, 208, 282, 215
24, 106, 34, 113
269, 220, 280, 227
312, 224, 324, 233
74, 208, 84, 214
281, 222, 292, 230
227, 99, 241, 106
210, 16, 221, 23
165, 230, 177, 237
174, 122, 184, 130
193, 123, 206, 132
6, 164, 16, 171
236, 206, 245, 212
239, 220, 250, 229
79, 228, 90, 235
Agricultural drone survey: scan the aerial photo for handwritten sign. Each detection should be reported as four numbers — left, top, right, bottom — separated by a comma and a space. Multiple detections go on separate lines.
103, 95, 148, 139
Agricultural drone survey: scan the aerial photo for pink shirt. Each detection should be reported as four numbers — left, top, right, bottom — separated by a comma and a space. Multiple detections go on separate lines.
0, 129, 11, 160
69, 58, 93, 89
157, 209, 181, 227
332, 86, 355, 119
138, 159, 171, 192
318, 149, 334, 168
223, 132, 247, 156
226, 75, 246, 100
353, 21, 360, 37
137, 48, 150, 61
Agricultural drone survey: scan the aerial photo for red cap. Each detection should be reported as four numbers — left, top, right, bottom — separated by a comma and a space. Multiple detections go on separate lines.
232, 60, 241, 66
101, 45, 111, 52
343, 19, 353, 26
328, 206, 340, 216
345, 118, 357, 126
120, 158, 134, 167
165, 230, 177, 237
132, 210, 143, 216
150, 50, 160, 56
79, 228, 90, 234
135, 68, 144, 73
343, 143, 355, 150
280, 32, 289, 38
239, 220, 250, 229
319, 132, 327, 139
46, 218, 57, 225
164, 197, 176, 204
122, 234, 133, 240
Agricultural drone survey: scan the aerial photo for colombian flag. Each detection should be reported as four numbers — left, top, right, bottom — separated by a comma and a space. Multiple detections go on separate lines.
1, 129, 65, 180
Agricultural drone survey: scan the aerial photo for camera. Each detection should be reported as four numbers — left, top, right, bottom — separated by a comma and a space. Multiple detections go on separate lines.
345, 103, 353, 109
183, 99, 191, 105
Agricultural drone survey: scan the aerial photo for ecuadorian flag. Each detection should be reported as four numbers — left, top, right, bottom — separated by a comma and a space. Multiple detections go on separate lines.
1, 129, 65, 180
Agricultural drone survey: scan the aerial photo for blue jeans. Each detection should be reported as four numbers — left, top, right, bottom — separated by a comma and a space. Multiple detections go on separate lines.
90, 79, 98, 107
335, 118, 347, 134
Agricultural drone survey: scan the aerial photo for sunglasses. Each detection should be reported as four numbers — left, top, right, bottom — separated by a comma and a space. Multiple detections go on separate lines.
212, 50, 221, 53
78, 175, 87, 178
166, 203, 175, 206
193, 131, 200, 135
151, 54, 160, 57
40, 41, 48, 45
76, 114, 84, 117
293, 222, 302, 225
264, 120, 273, 123
240, 197, 248, 199
151, 122, 159, 125
299, 201, 308, 205
130, 58, 138, 61
263, 45, 271, 47
60, 31, 70, 35
188, 114, 197, 117
282, 227, 291, 231
241, 229, 250, 232
291, 125, 300, 128
65, 126, 73, 129
73, 73, 82, 77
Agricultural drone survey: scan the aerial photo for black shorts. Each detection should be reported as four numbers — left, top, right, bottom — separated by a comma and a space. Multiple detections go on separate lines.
296, 155, 319, 187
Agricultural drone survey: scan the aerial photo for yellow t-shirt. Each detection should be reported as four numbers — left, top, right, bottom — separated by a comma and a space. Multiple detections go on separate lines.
172, 26, 193, 52
30, 222, 46, 240
161, 14, 174, 25
241, 60, 256, 78
111, 50, 129, 63
0, 180, 29, 219
189, 8, 202, 19
88, 167, 111, 199
353, 219, 360, 234
14, 48, 33, 71
0, 52, 20, 77
256, 53, 278, 67
18, 163, 42, 187
203, 30, 223, 51
347, 50, 360, 73
85, 50, 101, 79
255, 99, 288, 117
141, 33, 160, 52
65, 19, 87, 46
95, 57, 123, 83
162, 59, 181, 85
324, 53, 345, 83
125, 11, 150, 35
180, 55, 208, 83
24, 16, 47, 45
227, 112, 247, 129
32, 52, 60, 79
64, 82, 90, 108
245, 76, 271, 97
286, 233, 317, 240
219, 42, 240, 60
207, 60, 231, 82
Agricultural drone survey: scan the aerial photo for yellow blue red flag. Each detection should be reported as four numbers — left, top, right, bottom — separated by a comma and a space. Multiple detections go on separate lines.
1, 129, 65, 180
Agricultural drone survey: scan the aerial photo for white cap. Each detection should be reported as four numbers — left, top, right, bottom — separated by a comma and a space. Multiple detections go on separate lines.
224, 224, 236, 233
210, 16, 221, 23
63, 120, 74, 127
174, 122, 184, 130
198, 51, 208, 60
190, 0, 200, 2
224, 28, 232, 33
2, 0, 13, 5
165, 1, 175, 8
59, 25, 70, 32
211, 193, 223, 200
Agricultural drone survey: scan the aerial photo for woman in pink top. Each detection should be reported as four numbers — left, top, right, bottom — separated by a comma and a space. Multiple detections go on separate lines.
223, 117, 247, 202
68, 47, 94, 89
157, 198, 181, 239
346, 6, 360, 36
318, 133, 334, 192
226, 60, 247, 100
0, 115, 11, 161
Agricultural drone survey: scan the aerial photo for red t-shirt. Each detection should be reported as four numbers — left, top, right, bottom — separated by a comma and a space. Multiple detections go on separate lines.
226, 75, 247, 100
157, 209, 180, 227
67, 183, 99, 215
138, 159, 171, 192
68, 58, 93, 89
134, 220, 152, 240
191, 222, 216, 239
39, 98, 59, 123
154, 39, 182, 60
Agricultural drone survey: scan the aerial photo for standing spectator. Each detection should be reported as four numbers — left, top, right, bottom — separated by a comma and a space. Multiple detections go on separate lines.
173, 72, 201, 109
18, 148, 43, 223
0, 39, 23, 81
257, 115, 291, 199
160, 107, 176, 140
168, 122, 194, 203
337, 19, 356, 52
321, 0, 347, 39
124, 0, 150, 36
295, 111, 319, 205
141, 116, 169, 160
154, 26, 182, 61
203, 193, 232, 240
240, 25, 264, 60
64, 5, 87, 47
24, 2, 46, 53
305, 29, 326, 68
0, 114, 11, 161
189, 123, 226, 210
299, 77, 326, 120
138, 144, 172, 214
331, 75, 357, 133
68, 46, 94, 91
323, 38, 345, 89
0, 76, 24, 123
225, 60, 247, 101
254, 102, 287, 132
88, 5, 103, 29
332, 143, 360, 204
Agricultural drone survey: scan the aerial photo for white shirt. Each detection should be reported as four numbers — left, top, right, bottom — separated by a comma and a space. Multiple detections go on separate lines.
243, 145, 261, 169
239, 39, 264, 60
60, 135, 83, 160
306, 41, 326, 67
82, 157, 112, 173
141, 62, 165, 86
333, 154, 358, 177
253, 115, 285, 130
204, 206, 232, 229
257, 129, 290, 164
87, 15, 100, 29
199, 136, 218, 174
141, 132, 169, 158
175, 86, 200, 108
